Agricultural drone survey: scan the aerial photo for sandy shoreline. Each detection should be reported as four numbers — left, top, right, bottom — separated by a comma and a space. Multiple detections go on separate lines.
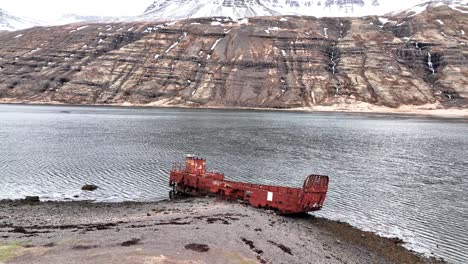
0, 100, 467, 119
0, 197, 444, 264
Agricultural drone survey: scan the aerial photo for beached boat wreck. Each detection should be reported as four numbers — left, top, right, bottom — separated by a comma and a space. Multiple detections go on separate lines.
169, 156, 329, 214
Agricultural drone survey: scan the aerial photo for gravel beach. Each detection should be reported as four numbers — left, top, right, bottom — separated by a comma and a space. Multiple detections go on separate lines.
0, 197, 444, 264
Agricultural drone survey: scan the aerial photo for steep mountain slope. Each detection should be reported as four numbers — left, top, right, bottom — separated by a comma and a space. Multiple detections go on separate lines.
0, 4, 466, 111
0, 8, 38, 31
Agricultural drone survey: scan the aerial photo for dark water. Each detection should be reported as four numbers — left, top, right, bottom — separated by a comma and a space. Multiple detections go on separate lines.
0, 104, 467, 263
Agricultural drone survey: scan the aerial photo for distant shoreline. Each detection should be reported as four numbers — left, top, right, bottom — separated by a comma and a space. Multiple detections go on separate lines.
0, 197, 445, 264
1, 100, 467, 119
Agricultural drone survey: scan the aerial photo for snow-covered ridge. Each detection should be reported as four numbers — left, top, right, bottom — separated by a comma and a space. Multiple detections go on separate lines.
389, 0, 468, 16
0, 8, 39, 31
1, 0, 467, 31
139, 0, 433, 20
140, 0, 276, 21
55, 14, 122, 26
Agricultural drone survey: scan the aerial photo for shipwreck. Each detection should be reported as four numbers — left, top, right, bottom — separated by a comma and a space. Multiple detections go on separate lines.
169, 156, 329, 214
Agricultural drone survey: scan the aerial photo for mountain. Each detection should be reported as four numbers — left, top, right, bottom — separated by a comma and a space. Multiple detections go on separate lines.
140, 0, 278, 20
390, 0, 467, 16
0, 8, 38, 31
0, 2, 466, 112
55, 14, 121, 26
139, 0, 429, 20
3, 1, 465, 30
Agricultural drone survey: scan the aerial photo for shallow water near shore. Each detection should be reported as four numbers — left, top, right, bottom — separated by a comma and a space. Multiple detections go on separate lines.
0, 104, 467, 263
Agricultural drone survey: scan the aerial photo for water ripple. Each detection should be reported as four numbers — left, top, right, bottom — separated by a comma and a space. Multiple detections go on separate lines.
0, 105, 467, 263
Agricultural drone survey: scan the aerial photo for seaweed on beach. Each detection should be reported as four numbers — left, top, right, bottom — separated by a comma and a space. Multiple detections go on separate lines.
268, 240, 293, 255
72, 244, 98, 250
121, 238, 141, 247
184, 243, 209, 252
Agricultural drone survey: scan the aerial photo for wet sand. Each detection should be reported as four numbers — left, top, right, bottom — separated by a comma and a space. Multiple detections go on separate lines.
0, 100, 467, 119
0, 197, 444, 264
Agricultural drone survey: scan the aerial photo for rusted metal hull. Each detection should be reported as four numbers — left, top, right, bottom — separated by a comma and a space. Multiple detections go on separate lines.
169, 156, 329, 214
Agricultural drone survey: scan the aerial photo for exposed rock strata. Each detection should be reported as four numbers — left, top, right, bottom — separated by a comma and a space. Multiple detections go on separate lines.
0, 5, 466, 109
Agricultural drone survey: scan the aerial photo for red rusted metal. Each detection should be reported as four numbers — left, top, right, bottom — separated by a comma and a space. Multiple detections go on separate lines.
169, 156, 329, 214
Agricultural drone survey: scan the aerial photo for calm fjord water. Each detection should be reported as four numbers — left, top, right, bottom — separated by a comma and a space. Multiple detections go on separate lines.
0, 104, 467, 263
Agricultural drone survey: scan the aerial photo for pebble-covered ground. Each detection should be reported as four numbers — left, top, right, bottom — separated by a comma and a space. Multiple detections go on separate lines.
0, 197, 444, 264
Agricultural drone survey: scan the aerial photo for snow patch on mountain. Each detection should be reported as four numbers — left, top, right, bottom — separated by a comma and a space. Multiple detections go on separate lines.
448, 0, 468, 13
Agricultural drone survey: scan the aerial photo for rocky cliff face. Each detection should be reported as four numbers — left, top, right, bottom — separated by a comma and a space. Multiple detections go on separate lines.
0, 4, 466, 109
